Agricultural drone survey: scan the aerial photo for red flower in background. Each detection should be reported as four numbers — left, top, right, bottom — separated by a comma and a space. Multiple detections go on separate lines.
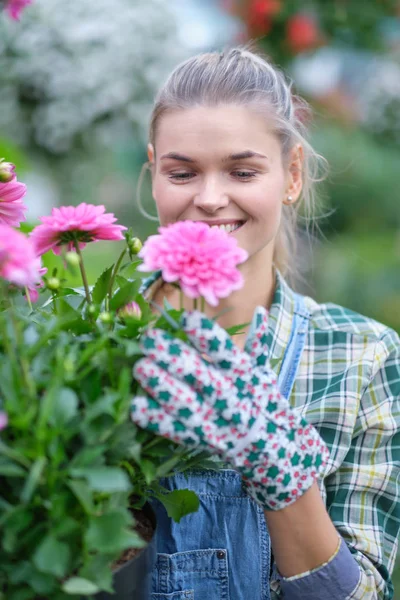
247, 0, 281, 35
286, 13, 321, 53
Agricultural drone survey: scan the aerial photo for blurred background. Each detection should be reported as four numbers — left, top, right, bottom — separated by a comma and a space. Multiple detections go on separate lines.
1, 0, 399, 332
0, 0, 399, 590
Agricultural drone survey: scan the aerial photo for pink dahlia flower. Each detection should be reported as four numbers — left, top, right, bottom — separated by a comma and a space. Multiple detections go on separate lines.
138, 221, 248, 306
0, 179, 27, 228
0, 225, 42, 288
5, 0, 33, 20
30, 203, 127, 256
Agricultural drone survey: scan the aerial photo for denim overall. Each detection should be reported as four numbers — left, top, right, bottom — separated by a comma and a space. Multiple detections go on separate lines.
150, 294, 310, 600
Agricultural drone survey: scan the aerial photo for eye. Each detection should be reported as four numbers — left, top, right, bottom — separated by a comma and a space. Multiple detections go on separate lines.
233, 170, 257, 180
168, 172, 195, 181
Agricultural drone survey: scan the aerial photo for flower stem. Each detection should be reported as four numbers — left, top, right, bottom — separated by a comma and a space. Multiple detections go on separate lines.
24, 287, 33, 311
9, 297, 36, 399
51, 291, 58, 315
200, 297, 205, 313
106, 247, 127, 310
179, 289, 183, 311
193, 298, 198, 311
73, 241, 91, 304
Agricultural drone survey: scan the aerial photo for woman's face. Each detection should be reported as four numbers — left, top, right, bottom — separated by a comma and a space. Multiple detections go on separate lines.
148, 104, 302, 265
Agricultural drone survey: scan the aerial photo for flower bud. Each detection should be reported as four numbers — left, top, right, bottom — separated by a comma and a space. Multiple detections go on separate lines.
118, 301, 142, 321
0, 160, 16, 183
99, 311, 113, 324
128, 237, 143, 255
65, 251, 80, 267
47, 277, 61, 291
87, 304, 98, 316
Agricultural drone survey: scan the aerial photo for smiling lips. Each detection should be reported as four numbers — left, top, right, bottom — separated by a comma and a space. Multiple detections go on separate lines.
198, 220, 245, 233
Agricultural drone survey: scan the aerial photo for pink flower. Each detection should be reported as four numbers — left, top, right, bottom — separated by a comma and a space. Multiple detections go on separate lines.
30, 203, 127, 256
0, 225, 42, 288
0, 411, 8, 431
0, 179, 27, 228
138, 221, 248, 306
4, 0, 33, 20
25, 265, 47, 303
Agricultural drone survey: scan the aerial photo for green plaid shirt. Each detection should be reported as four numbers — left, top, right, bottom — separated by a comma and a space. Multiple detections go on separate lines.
143, 270, 400, 599
267, 271, 400, 600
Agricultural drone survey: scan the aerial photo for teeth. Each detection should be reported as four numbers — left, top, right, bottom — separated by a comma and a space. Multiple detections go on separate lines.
210, 223, 242, 233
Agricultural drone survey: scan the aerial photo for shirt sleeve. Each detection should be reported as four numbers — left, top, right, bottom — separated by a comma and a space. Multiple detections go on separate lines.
279, 536, 361, 600
323, 328, 400, 600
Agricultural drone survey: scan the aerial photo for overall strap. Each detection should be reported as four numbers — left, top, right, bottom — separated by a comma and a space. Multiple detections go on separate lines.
277, 293, 310, 400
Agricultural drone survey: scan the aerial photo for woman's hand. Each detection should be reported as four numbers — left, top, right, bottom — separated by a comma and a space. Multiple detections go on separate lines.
131, 308, 329, 510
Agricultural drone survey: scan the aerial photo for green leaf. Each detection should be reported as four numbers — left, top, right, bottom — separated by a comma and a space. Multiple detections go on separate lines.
109, 280, 141, 311
62, 577, 100, 595
85, 511, 145, 554
68, 445, 106, 468
139, 459, 157, 485
0, 458, 26, 477
225, 321, 251, 336
67, 479, 94, 514
155, 453, 185, 478
155, 489, 200, 523
51, 387, 78, 427
53, 516, 80, 537
84, 393, 117, 421
33, 534, 70, 578
116, 275, 129, 288
143, 438, 176, 458
69, 467, 131, 492
59, 287, 83, 297
0, 439, 30, 469
152, 302, 181, 331
0, 505, 33, 534
6, 589, 35, 600
28, 570, 57, 595
78, 555, 114, 594
92, 265, 114, 304
124, 340, 141, 357
20, 457, 47, 504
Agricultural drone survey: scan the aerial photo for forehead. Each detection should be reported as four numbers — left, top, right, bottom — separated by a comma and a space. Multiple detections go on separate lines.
155, 105, 281, 158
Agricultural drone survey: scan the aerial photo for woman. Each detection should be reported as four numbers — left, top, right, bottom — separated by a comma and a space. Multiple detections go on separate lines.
130, 47, 400, 599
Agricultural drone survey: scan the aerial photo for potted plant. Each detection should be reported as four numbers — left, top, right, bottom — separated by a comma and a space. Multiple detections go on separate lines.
0, 160, 223, 599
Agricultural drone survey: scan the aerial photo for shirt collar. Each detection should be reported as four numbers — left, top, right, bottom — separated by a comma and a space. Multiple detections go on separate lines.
263, 269, 298, 373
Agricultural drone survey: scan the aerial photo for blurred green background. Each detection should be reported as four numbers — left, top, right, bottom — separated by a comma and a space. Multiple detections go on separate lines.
0, 0, 399, 592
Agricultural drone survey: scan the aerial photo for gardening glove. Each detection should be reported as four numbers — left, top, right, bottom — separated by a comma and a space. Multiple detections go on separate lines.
131, 308, 329, 510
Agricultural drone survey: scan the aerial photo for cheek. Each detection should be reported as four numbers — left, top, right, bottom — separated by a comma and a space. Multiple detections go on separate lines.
152, 179, 182, 225
247, 187, 283, 223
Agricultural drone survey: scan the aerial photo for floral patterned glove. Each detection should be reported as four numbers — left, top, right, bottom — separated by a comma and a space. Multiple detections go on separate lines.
131, 308, 329, 510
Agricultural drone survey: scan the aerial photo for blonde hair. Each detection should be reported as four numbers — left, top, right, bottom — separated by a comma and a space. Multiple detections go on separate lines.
141, 46, 328, 284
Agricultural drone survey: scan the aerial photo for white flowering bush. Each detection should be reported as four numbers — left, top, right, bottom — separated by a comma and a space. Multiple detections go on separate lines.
0, 0, 185, 154
357, 54, 400, 148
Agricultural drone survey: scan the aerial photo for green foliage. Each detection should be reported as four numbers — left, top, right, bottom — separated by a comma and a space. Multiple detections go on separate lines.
229, 0, 397, 67
309, 122, 400, 333
0, 240, 212, 598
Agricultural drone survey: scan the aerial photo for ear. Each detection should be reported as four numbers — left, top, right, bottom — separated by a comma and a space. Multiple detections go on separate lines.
285, 143, 303, 203
147, 143, 155, 165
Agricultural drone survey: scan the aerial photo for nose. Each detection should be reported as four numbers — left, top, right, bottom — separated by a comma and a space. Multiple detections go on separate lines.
193, 175, 229, 213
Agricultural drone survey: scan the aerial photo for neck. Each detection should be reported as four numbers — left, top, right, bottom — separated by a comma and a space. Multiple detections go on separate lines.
154, 247, 276, 350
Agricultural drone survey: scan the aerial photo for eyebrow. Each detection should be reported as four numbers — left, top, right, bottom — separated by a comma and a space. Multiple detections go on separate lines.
160, 150, 268, 163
